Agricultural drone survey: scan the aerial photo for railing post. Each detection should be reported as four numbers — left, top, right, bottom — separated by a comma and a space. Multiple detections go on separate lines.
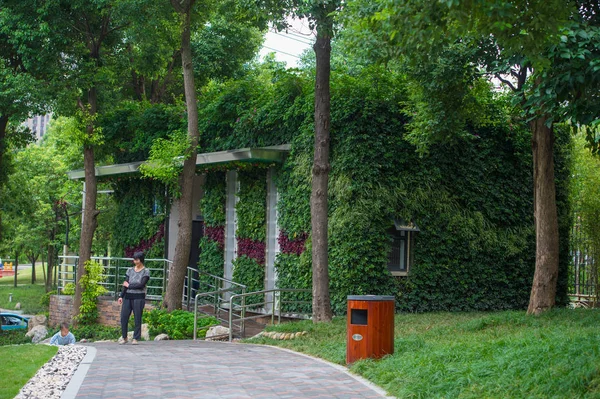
187, 268, 192, 310
193, 292, 198, 340
73, 258, 77, 285
278, 290, 281, 324
271, 292, 276, 326
229, 294, 236, 342
163, 260, 168, 298
241, 293, 246, 338
214, 278, 219, 318
115, 260, 120, 298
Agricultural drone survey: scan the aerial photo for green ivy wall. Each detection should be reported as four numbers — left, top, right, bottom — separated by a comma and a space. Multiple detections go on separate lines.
103, 63, 571, 314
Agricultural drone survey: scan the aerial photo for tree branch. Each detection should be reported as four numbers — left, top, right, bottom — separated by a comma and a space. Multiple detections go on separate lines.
494, 73, 517, 92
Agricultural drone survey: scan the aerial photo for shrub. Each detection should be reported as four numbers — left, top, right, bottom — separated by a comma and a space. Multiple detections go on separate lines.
77, 260, 108, 325
62, 283, 75, 295
143, 309, 218, 340
0, 330, 31, 346
73, 325, 120, 341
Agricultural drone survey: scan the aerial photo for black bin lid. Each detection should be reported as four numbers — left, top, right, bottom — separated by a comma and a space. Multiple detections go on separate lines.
347, 295, 395, 301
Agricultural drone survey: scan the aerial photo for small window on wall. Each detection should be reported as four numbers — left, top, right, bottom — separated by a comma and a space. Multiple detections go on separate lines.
387, 219, 419, 276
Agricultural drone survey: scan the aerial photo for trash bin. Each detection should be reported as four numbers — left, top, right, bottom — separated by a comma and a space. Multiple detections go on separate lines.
346, 295, 395, 364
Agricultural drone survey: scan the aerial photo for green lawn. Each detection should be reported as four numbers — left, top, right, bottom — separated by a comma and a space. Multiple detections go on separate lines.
250, 309, 600, 399
0, 284, 47, 314
0, 264, 47, 286
0, 266, 50, 314
0, 344, 57, 399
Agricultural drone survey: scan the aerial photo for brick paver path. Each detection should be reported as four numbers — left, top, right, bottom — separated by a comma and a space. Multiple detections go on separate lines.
74, 340, 391, 399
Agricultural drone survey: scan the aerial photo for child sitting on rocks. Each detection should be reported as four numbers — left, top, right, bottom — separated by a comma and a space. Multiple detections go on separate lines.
50, 322, 76, 345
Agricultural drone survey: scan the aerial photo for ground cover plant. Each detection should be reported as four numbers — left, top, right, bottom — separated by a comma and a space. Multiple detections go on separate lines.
0, 329, 32, 346
143, 308, 219, 339
0, 344, 57, 399
249, 309, 600, 398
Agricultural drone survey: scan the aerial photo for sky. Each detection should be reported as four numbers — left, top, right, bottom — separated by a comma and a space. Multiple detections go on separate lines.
258, 18, 314, 68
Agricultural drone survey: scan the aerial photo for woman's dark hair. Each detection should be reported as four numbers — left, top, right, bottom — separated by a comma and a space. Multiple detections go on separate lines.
133, 251, 145, 264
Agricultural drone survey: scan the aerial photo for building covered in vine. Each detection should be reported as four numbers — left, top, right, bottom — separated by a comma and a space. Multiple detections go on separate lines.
67, 65, 572, 314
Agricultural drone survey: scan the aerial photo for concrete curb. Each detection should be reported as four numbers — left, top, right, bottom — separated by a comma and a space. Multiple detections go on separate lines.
61, 345, 97, 399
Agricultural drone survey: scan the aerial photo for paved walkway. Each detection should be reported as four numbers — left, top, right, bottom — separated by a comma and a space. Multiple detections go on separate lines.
65, 340, 392, 399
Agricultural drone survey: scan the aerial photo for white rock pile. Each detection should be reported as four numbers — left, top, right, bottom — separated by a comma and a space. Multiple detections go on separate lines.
16, 345, 87, 399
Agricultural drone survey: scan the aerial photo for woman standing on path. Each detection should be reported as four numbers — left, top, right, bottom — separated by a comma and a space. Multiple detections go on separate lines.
118, 251, 150, 345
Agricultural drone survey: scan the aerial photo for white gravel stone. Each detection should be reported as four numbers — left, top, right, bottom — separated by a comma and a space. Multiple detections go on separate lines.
15, 345, 87, 399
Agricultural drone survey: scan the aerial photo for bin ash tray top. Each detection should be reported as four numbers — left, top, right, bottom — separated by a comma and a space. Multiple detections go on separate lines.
347, 295, 395, 301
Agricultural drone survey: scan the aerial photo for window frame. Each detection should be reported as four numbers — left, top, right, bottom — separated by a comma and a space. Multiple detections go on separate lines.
387, 219, 419, 276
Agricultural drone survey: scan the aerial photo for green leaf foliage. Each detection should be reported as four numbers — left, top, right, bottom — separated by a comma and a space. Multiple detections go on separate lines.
197, 172, 226, 286
143, 308, 218, 340
232, 255, 265, 306
198, 238, 224, 281
110, 178, 167, 256
0, 329, 33, 346
236, 169, 267, 242
200, 172, 226, 227
274, 250, 312, 313
77, 260, 108, 325
198, 60, 310, 152
105, 57, 572, 314
272, 64, 570, 313
99, 101, 187, 164
231, 169, 267, 305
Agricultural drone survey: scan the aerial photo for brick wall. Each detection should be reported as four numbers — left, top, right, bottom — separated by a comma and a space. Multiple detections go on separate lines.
49, 295, 156, 328
49, 295, 74, 327
96, 297, 122, 327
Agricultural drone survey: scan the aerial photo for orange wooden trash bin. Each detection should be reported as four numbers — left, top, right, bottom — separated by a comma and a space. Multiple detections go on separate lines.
346, 295, 395, 364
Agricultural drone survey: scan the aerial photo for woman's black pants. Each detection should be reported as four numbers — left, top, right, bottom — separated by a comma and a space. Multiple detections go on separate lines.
120, 297, 145, 340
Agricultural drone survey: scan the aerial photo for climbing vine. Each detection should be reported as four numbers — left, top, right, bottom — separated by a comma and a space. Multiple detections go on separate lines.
77, 260, 108, 325
104, 62, 572, 314
232, 169, 267, 305
109, 178, 167, 258
198, 172, 226, 283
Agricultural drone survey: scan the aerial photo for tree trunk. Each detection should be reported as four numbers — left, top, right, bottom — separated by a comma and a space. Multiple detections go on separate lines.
164, 6, 200, 311
13, 253, 18, 288
0, 114, 7, 148
310, 31, 333, 323
527, 115, 560, 315
74, 87, 100, 320
29, 254, 37, 284
46, 244, 55, 292
0, 115, 8, 218
41, 252, 47, 286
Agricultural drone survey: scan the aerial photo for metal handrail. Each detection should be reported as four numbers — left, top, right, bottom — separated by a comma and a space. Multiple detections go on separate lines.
228, 288, 311, 342
183, 266, 245, 310
192, 285, 246, 340
58, 255, 171, 298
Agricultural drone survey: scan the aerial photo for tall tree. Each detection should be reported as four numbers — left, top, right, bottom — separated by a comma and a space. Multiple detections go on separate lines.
0, 135, 74, 291
242, 0, 342, 322
350, 0, 600, 314
309, 2, 338, 322
24, 0, 134, 318
163, 0, 202, 311
0, 0, 51, 209
138, 1, 263, 310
